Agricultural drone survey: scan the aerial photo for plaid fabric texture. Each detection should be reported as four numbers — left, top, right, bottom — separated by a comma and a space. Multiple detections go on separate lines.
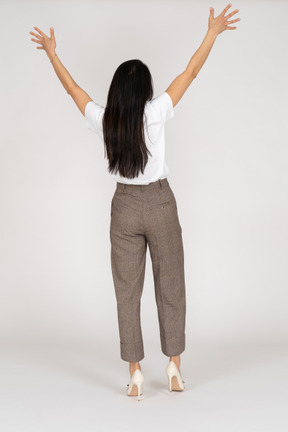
110, 178, 186, 362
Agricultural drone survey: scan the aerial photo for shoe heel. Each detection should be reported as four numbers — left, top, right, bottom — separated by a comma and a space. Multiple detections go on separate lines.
127, 369, 144, 401
168, 374, 172, 392
166, 360, 185, 392
137, 382, 143, 402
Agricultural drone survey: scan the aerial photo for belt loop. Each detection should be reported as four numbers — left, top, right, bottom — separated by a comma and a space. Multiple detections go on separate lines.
159, 179, 162, 188
122, 183, 125, 190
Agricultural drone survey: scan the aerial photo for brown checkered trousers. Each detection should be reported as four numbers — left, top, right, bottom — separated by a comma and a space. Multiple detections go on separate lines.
110, 177, 186, 362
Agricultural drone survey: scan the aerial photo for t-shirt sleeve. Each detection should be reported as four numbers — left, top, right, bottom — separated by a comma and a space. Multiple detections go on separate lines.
85, 101, 104, 137
152, 91, 174, 122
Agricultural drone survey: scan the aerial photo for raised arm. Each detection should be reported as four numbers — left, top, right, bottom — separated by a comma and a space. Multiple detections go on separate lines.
29, 26, 92, 116
166, 3, 240, 107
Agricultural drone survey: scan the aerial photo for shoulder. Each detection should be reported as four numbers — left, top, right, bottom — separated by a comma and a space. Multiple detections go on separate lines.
85, 101, 105, 133
85, 100, 104, 119
146, 92, 174, 122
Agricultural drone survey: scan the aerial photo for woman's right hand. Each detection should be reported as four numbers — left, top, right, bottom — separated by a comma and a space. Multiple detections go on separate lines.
208, 3, 240, 35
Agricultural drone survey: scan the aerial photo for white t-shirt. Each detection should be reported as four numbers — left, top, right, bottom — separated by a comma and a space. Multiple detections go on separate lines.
85, 91, 174, 185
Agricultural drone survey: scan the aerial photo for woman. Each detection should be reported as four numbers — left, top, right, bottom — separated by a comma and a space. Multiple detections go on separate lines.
29, 3, 240, 401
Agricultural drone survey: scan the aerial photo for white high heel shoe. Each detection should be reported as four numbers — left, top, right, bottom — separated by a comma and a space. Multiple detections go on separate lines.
126, 369, 144, 401
166, 360, 185, 391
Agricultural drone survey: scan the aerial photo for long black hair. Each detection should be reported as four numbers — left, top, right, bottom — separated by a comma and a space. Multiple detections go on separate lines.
102, 59, 154, 179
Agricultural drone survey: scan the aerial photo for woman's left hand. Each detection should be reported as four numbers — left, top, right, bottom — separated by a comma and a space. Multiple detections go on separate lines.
29, 26, 56, 59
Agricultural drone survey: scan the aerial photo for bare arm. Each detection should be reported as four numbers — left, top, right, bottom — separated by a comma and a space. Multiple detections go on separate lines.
166, 3, 240, 107
165, 29, 217, 108
29, 26, 92, 116
185, 28, 218, 80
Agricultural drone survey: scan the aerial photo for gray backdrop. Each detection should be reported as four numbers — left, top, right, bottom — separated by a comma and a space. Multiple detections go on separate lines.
0, 0, 287, 430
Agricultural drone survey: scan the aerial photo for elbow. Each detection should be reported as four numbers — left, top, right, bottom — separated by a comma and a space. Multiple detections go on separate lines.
185, 70, 197, 83
67, 84, 76, 95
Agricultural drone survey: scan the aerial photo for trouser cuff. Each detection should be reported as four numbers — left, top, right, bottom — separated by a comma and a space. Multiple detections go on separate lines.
120, 340, 145, 362
160, 333, 185, 357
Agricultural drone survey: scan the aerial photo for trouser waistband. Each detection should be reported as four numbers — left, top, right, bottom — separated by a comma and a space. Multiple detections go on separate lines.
116, 178, 169, 191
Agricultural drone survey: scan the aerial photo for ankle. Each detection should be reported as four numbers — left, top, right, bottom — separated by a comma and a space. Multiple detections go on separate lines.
129, 362, 141, 375
170, 355, 181, 368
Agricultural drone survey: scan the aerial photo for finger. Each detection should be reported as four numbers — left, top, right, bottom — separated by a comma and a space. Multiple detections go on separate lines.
226, 9, 240, 19
29, 31, 42, 40
31, 38, 43, 45
36, 46, 45, 49
210, 7, 214, 18
33, 26, 46, 37
227, 18, 240, 24
226, 25, 237, 30
50, 26, 55, 38
221, 3, 232, 15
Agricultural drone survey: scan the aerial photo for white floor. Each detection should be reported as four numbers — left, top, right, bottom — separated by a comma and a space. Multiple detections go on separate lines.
1, 340, 287, 432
